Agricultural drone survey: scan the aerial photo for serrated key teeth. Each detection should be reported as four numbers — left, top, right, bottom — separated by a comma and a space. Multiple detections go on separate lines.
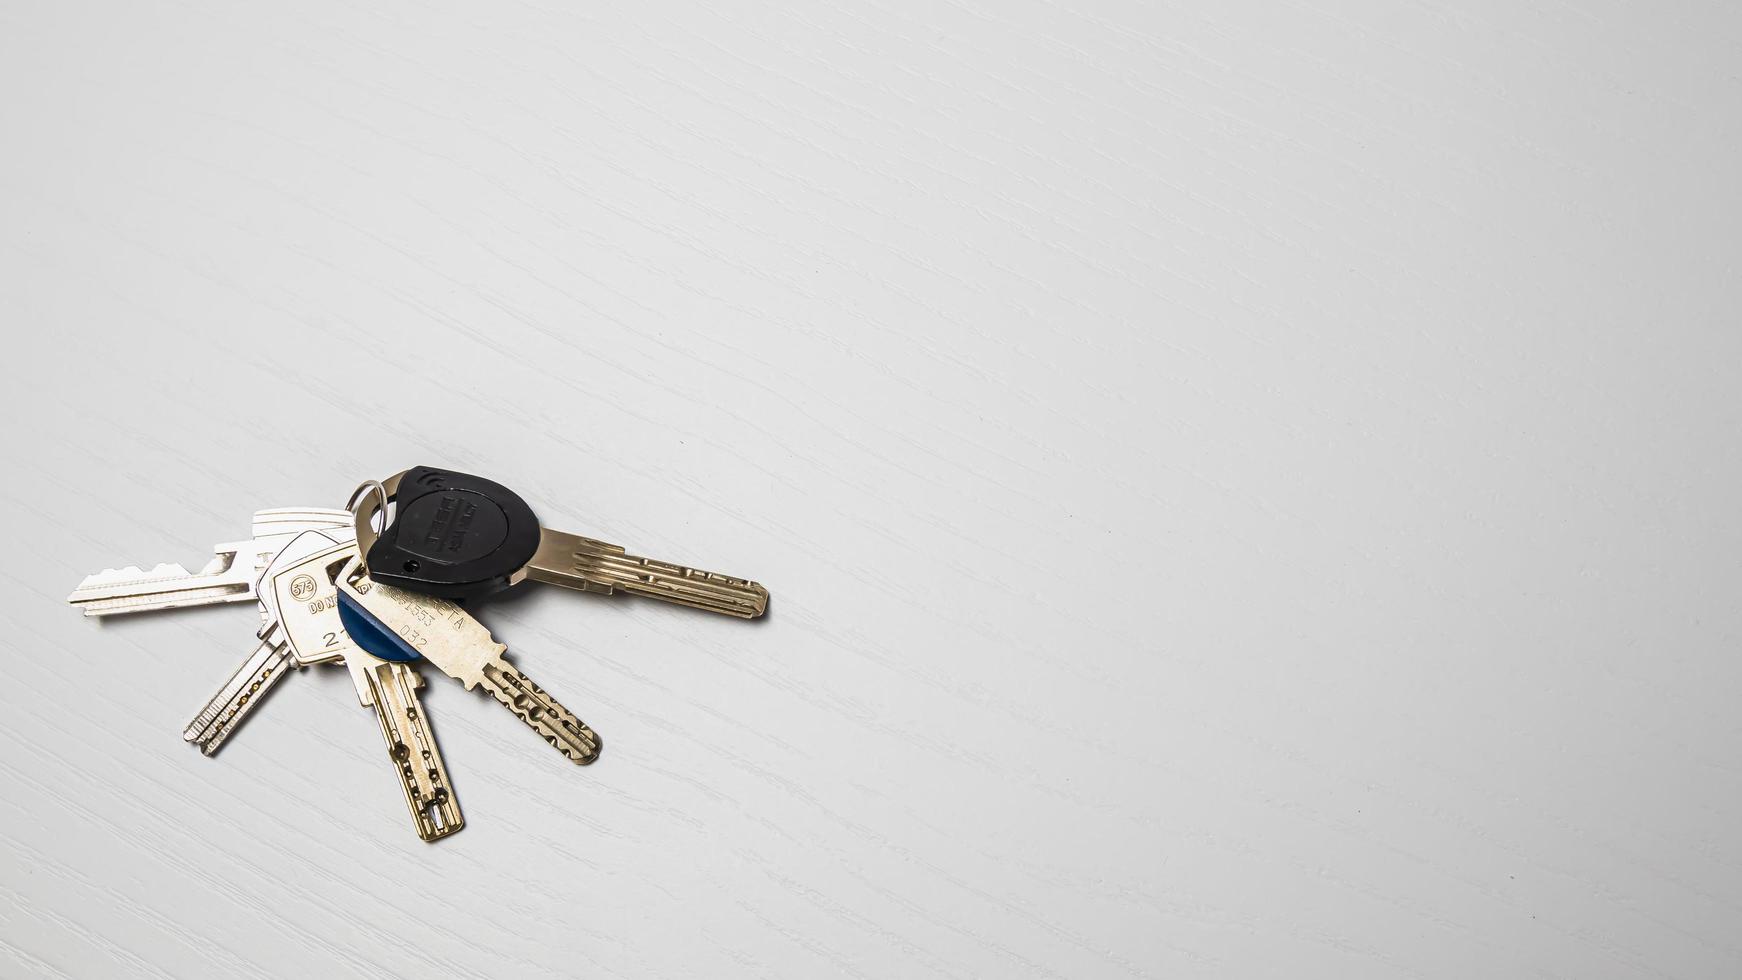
480, 660, 603, 765
69, 541, 259, 615
71, 563, 192, 591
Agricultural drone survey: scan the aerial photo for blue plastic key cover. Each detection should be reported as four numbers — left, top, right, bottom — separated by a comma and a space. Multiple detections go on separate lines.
337, 590, 422, 663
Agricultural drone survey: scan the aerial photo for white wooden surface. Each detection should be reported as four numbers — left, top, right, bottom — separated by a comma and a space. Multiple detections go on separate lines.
2, 2, 1739, 977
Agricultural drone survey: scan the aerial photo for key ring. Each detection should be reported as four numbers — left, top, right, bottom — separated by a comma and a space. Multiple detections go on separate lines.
347, 473, 402, 558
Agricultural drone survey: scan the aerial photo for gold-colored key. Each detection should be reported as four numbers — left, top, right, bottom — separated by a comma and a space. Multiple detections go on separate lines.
267, 532, 464, 842
351, 466, 768, 618
524, 530, 767, 617
354, 658, 463, 842
337, 556, 602, 766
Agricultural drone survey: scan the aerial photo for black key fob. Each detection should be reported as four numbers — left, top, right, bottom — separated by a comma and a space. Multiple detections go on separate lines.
366, 466, 543, 599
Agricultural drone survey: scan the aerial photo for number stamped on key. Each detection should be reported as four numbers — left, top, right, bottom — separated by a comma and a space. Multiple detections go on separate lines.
375, 585, 469, 651
275, 558, 367, 662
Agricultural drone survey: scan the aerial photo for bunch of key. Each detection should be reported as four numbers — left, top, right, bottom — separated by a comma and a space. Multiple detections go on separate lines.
68, 466, 769, 842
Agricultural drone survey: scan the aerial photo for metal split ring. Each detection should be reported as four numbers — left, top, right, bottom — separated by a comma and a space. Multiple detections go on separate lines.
346, 472, 403, 558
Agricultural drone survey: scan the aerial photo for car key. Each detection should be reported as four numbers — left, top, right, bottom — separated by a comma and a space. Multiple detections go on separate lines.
352, 466, 768, 617
335, 556, 602, 765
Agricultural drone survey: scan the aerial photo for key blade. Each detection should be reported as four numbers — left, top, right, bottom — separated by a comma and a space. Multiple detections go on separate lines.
68, 541, 256, 616
337, 562, 604, 764
363, 661, 463, 842
478, 659, 601, 765
185, 637, 294, 755
68, 507, 354, 618
525, 530, 769, 619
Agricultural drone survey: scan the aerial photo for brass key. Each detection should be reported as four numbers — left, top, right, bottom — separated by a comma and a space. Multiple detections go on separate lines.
351, 466, 768, 617
336, 556, 602, 765
525, 530, 767, 618
265, 531, 464, 841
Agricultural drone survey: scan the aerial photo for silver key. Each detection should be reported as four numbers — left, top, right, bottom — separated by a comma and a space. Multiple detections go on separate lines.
182, 635, 295, 755
68, 508, 353, 616
337, 558, 601, 765
183, 523, 355, 754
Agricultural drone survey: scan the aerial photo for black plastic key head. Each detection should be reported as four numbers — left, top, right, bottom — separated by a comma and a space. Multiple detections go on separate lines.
366, 466, 543, 598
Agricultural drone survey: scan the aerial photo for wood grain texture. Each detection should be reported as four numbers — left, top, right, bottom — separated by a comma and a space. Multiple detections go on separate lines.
2, 1, 1739, 977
